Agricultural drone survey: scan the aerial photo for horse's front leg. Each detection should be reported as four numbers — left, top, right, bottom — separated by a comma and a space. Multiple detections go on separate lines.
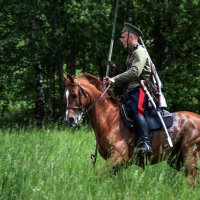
99, 141, 129, 175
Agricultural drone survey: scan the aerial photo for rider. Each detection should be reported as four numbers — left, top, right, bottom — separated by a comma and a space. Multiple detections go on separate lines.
105, 22, 152, 154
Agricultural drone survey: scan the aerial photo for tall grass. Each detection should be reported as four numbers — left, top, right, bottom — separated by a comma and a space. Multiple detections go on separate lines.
0, 126, 200, 200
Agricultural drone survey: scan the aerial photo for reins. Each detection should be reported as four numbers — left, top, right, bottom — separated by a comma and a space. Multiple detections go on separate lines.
66, 80, 111, 166
82, 83, 111, 117
66, 80, 111, 117
80, 82, 111, 167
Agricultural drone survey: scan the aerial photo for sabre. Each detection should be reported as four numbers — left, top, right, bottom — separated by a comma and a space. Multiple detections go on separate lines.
139, 37, 167, 108
141, 80, 173, 147
106, 0, 120, 77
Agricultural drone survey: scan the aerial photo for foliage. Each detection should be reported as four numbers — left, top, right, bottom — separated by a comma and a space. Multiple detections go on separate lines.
0, 0, 199, 124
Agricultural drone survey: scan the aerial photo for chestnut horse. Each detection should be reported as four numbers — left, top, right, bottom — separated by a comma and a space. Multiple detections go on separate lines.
63, 73, 200, 186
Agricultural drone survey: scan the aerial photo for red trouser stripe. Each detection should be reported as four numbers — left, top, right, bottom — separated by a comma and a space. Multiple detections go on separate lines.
138, 87, 145, 115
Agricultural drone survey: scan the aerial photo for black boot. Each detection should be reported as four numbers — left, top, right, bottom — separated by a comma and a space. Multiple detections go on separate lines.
133, 114, 152, 154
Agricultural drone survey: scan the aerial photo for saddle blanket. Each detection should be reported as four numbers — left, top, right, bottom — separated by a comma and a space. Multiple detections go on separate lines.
120, 104, 173, 131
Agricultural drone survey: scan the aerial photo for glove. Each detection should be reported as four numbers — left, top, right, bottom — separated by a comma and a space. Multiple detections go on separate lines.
103, 77, 109, 85
108, 61, 117, 70
103, 77, 115, 86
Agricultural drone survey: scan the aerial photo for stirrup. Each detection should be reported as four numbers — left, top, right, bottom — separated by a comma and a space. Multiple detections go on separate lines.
137, 142, 152, 154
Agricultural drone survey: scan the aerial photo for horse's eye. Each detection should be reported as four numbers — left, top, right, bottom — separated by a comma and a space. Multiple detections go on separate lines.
71, 93, 78, 99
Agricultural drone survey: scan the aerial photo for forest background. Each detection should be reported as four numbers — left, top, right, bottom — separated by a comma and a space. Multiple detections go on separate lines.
0, 0, 199, 127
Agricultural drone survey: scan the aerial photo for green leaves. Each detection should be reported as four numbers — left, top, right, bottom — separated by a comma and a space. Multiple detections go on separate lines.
0, 0, 199, 124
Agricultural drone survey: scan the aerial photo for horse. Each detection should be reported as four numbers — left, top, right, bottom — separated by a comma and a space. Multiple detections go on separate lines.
63, 73, 200, 186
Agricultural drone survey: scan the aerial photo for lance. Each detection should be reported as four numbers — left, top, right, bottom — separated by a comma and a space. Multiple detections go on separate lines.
106, 0, 120, 77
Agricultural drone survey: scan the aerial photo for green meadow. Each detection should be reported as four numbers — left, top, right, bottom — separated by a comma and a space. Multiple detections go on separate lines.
0, 126, 200, 200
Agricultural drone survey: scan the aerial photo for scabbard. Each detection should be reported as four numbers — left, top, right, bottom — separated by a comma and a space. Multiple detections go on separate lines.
140, 80, 173, 147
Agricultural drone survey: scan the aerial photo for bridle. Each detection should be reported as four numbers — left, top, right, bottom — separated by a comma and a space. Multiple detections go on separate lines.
65, 79, 111, 165
65, 79, 111, 120
65, 79, 90, 112
65, 79, 90, 125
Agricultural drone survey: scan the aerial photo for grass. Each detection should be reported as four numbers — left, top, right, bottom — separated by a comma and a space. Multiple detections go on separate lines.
0, 125, 200, 200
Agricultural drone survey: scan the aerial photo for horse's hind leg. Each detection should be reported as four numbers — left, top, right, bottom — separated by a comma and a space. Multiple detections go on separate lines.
167, 145, 183, 171
182, 145, 199, 186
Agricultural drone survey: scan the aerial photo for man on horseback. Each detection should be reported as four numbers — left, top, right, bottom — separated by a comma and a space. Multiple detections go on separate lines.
105, 22, 152, 154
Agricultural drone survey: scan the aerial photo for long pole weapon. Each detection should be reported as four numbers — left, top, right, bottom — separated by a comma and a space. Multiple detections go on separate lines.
91, 0, 120, 165
106, 0, 120, 77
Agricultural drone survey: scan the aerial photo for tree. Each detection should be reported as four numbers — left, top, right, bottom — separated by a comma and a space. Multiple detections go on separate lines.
0, 0, 199, 126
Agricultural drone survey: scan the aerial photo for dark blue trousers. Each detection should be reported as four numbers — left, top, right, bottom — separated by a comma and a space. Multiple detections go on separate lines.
124, 86, 148, 118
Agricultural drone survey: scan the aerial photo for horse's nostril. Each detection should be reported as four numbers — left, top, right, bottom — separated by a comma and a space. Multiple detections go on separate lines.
68, 117, 75, 125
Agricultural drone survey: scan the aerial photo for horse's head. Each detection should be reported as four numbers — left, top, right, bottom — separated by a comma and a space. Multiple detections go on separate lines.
63, 73, 91, 126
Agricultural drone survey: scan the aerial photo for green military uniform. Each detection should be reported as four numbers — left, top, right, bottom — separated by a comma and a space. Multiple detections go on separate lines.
112, 22, 152, 153
113, 44, 151, 92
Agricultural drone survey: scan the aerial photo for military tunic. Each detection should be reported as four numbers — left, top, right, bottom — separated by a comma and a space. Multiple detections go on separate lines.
112, 44, 151, 116
113, 44, 151, 92
116, 22, 153, 153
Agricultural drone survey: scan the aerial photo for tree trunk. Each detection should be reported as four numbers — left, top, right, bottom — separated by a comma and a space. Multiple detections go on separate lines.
56, 52, 65, 118
152, 21, 165, 69
33, 41, 45, 126
66, 38, 76, 76
47, 59, 55, 122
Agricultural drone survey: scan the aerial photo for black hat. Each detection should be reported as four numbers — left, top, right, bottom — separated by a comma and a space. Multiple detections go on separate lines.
121, 22, 143, 37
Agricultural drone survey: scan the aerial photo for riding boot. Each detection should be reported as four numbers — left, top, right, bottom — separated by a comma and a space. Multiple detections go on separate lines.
133, 114, 152, 154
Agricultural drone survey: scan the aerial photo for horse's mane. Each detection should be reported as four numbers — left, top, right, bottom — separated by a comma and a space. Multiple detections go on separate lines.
79, 73, 103, 92
79, 73, 120, 106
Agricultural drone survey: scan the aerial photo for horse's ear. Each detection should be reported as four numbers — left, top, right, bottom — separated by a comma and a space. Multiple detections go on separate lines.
63, 73, 67, 83
63, 73, 74, 84
67, 73, 74, 83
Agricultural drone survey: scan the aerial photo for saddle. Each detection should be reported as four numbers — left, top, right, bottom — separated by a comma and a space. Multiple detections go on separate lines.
120, 103, 173, 132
